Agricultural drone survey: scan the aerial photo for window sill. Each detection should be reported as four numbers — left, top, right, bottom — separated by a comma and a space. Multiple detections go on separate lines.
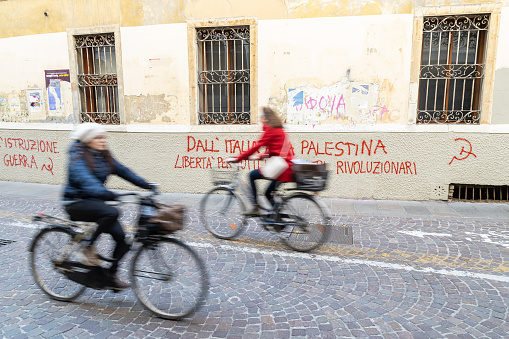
2, 122, 509, 134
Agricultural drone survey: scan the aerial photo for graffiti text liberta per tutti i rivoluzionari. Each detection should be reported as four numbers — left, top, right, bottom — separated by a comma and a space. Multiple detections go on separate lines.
175, 136, 417, 175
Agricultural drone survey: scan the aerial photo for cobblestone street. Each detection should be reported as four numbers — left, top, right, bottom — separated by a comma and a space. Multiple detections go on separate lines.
0, 181, 508, 338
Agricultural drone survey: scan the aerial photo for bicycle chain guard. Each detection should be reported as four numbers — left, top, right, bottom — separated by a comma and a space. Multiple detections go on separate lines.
57, 260, 112, 290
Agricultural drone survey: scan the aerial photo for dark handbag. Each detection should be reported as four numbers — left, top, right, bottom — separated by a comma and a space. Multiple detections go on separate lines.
292, 163, 328, 191
149, 203, 186, 233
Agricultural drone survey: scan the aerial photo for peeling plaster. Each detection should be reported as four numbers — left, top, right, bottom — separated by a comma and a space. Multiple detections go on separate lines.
0, 91, 29, 122
124, 94, 178, 123
0, 85, 74, 123
284, 77, 381, 125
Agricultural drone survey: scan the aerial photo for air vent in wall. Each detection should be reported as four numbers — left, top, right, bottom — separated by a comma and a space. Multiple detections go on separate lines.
449, 184, 509, 202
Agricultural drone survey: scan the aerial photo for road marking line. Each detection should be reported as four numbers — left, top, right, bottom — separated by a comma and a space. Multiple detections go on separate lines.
398, 231, 452, 238
6, 211, 509, 276
189, 241, 509, 283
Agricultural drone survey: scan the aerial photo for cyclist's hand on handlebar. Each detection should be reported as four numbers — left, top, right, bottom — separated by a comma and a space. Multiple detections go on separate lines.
147, 182, 160, 193
248, 154, 261, 160
225, 157, 238, 163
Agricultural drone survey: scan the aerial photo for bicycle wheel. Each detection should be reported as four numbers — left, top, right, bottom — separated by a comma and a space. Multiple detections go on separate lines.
200, 187, 246, 239
131, 237, 208, 320
277, 194, 330, 252
30, 227, 86, 301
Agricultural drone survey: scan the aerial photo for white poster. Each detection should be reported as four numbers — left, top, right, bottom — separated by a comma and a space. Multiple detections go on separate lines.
26, 88, 45, 120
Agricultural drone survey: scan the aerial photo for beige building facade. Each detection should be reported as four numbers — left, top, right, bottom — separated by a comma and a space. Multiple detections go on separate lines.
1, 0, 509, 201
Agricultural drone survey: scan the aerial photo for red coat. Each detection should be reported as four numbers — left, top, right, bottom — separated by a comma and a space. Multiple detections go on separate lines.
235, 125, 294, 182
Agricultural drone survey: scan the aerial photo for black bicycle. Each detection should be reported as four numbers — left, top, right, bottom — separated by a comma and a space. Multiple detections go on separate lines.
29, 190, 208, 320
200, 165, 331, 252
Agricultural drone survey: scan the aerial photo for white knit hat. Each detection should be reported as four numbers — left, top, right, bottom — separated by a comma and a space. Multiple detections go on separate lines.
70, 122, 106, 143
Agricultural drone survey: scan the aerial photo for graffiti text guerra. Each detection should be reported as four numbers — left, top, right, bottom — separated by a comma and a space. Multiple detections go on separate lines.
1, 136, 57, 175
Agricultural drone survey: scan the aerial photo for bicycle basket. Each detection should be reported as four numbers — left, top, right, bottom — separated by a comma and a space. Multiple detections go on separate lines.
211, 169, 236, 186
149, 203, 187, 233
292, 163, 328, 191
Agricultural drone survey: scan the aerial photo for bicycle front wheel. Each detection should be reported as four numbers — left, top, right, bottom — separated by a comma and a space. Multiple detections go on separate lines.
278, 194, 330, 252
131, 238, 208, 320
30, 227, 86, 301
200, 187, 246, 239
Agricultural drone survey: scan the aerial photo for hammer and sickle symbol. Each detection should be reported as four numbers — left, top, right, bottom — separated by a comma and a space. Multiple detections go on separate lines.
448, 138, 476, 165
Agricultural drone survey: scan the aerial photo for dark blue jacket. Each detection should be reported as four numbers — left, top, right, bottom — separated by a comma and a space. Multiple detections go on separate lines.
63, 142, 150, 201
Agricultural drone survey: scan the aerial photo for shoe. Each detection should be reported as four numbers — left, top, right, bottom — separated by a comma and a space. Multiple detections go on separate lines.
77, 245, 100, 266
242, 204, 260, 216
106, 274, 130, 290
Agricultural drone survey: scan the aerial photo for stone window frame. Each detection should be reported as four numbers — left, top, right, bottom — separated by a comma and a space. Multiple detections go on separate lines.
67, 25, 126, 124
409, 4, 501, 125
187, 17, 258, 126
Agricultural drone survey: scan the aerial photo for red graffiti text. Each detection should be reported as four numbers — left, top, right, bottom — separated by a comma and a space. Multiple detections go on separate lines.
301, 139, 387, 157
337, 161, 417, 175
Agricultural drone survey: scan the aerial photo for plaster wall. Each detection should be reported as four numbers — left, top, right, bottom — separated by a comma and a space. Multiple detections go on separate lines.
0, 15, 414, 126
2, 0, 506, 39
257, 15, 413, 124
120, 24, 190, 124
0, 33, 69, 90
0, 33, 73, 122
1, 128, 506, 201
492, 7, 509, 124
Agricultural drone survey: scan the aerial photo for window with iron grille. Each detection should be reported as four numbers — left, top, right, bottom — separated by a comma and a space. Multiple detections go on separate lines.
196, 26, 250, 124
75, 33, 119, 124
417, 14, 489, 124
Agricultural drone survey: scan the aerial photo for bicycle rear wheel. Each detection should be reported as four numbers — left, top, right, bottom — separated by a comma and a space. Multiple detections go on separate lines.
200, 187, 246, 239
131, 238, 208, 320
30, 228, 86, 301
277, 194, 330, 252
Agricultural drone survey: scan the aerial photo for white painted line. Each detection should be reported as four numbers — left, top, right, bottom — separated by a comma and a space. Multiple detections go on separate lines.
188, 241, 509, 283
465, 231, 509, 249
398, 231, 452, 238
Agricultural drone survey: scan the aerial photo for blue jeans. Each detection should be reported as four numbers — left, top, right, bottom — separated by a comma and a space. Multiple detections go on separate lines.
249, 169, 281, 206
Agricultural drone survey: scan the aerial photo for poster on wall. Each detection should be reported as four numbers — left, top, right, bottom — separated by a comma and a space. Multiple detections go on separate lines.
26, 88, 45, 120
45, 69, 70, 116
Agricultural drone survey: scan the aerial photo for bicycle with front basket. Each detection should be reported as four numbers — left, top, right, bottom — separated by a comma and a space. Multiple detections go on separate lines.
29, 190, 208, 320
200, 163, 331, 252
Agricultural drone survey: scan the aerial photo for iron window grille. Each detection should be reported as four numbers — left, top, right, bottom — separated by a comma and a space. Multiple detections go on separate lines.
196, 26, 250, 124
417, 14, 490, 124
75, 33, 120, 124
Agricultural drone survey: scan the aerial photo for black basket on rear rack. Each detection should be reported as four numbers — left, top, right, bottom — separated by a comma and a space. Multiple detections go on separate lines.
292, 163, 328, 191
211, 169, 237, 186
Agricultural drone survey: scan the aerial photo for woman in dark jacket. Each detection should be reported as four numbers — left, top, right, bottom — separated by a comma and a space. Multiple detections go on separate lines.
227, 107, 294, 216
63, 122, 152, 290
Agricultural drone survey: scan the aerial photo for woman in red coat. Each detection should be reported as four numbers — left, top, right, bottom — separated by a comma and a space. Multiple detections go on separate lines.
227, 107, 293, 216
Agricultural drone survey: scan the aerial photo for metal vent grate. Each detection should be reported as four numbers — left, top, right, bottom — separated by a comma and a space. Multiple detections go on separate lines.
449, 184, 509, 202
330, 224, 354, 245
0, 239, 15, 247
